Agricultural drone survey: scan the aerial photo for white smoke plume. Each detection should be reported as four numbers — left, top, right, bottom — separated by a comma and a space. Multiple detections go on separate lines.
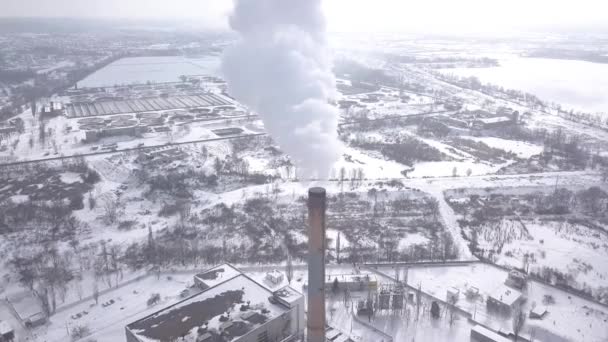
222, 0, 342, 179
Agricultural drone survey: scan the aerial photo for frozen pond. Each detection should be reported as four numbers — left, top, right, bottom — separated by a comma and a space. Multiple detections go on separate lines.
441, 57, 608, 116
79, 55, 221, 87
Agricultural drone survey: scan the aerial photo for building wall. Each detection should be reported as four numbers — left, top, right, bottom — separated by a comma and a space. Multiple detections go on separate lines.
236, 311, 294, 342
125, 327, 141, 342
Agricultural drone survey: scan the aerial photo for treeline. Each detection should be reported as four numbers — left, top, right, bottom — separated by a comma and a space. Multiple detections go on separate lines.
349, 135, 446, 167
434, 72, 545, 109
456, 186, 608, 227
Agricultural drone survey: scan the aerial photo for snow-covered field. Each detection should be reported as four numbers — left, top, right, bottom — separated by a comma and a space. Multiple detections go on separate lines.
461, 136, 544, 159
79, 56, 221, 87
441, 57, 608, 115
481, 219, 608, 293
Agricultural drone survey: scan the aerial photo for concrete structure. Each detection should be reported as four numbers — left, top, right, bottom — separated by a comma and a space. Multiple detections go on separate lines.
0, 321, 14, 342
446, 287, 460, 303
6, 294, 47, 329
470, 325, 511, 342
474, 116, 514, 129
529, 306, 548, 320
66, 93, 233, 117
126, 264, 304, 342
326, 326, 355, 342
265, 270, 284, 285
136, 147, 187, 167
486, 285, 523, 314
193, 264, 241, 290
466, 286, 479, 299
41, 101, 64, 116
325, 273, 378, 292
85, 126, 142, 143
307, 187, 326, 342
505, 270, 527, 290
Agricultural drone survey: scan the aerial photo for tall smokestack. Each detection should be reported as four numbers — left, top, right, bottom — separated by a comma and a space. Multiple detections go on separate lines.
307, 187, 326, 342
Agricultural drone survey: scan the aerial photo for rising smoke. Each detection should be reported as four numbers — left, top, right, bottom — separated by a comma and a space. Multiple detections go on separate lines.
222, 0, 342, 179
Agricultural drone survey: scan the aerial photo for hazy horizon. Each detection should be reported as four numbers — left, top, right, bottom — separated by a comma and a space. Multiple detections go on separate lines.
2, 0, 608, 35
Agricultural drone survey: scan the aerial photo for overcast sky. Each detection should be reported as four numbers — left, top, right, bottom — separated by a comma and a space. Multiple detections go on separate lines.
2, 0, 608, 34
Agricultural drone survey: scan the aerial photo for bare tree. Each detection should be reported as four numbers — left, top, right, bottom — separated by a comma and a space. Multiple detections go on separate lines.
448, 295, 457, 326
92, 281, 99, 305
102, 198, 118, 224
336, 232, 341, 264
512, 305, 527, 341
286, 255, 293, 285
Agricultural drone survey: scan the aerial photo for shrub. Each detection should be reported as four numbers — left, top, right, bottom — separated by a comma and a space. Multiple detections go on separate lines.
71, 325, 91, 341
147, 293, 161, 307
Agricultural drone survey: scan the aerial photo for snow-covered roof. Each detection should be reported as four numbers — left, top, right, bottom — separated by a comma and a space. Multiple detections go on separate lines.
194, 264, 241, 289
530, 305, 548, 316
128, 268, 298, 342
0, 321, 12, 335
325, 273, 377, 284
477, 116, 512, 124
266, 270, 283, 278
273, 286, 302, 307
488, 284, 522, 306
471, 325, 511, 342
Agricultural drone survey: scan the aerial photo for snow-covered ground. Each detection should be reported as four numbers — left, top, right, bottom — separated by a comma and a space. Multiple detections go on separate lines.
460, 136, 544, 159
482, 219, 608, 292
376, 263, 608, 342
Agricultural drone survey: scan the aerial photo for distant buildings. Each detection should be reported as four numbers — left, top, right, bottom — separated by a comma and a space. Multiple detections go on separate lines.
473, 116, 514, 130
41, 101, 64, 116
127, 264, 305, 342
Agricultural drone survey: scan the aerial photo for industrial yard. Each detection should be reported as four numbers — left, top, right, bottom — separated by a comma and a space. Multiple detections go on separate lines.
0, 8, 607, 342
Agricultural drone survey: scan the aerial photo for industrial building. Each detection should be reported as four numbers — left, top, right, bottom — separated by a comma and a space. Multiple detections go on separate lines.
66, 93, 233, 117
325, 273, 378, 292
126, 264, 304, 342
41, 101, 64, 116
486, 285, 523, 314
0, 321, 14, 342
470, 325, 511, 342
473, 116, 514, 130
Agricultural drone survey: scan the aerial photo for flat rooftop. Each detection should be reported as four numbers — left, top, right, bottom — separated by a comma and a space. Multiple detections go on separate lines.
325, 273, 377, 283
471, 325, 511, 342
128, 269, 295, 342
477, 116, 512, 124
194, 264, 241, 289
0, 321, 12, 335
489, 284, 522, 306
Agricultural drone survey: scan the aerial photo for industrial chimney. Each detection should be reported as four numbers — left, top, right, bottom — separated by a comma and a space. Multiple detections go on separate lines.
307, 187, 326, 342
